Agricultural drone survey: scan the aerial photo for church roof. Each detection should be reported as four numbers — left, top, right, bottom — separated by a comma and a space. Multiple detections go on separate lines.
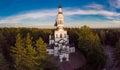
58, 12, 63, 14
58, 5, 62, 8
54, 21, 57, 26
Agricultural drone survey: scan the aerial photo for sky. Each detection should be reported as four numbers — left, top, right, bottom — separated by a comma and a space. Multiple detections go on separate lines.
0, 0, 120, 28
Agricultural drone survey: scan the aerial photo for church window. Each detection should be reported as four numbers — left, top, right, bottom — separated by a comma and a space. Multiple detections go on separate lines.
60, 33, 62, 38
60, 20, 62, 24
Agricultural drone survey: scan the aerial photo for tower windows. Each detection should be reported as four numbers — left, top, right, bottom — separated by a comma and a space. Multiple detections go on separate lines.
59, 20, 62, 24
60, 33, 62, 38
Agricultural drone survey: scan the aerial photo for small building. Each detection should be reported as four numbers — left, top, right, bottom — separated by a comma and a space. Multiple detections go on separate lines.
47, 5, 75, 62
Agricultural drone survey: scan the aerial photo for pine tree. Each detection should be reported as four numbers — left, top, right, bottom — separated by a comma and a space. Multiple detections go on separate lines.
11, 33, 26, 70
35, 37, 48, 70
36, 37, 47, 60
23, 33, 36, 70
11, 33, 55, 70
0, 32, 7, 51
0, 53, 9, 70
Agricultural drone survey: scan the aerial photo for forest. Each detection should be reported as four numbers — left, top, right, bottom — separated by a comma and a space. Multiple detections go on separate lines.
0, 26, 120, 70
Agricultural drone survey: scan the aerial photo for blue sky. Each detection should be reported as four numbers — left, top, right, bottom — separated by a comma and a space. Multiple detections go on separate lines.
0, 0, 120, 28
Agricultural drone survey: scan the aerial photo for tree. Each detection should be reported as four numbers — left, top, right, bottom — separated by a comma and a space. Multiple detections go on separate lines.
11, 33, 26, 70
23, 33, 36, 70
0, 32, 7, 51
11, 33, 57, 70
0, 32, 7, 55
78, 26, 106, 70
0, 32, 9, 70
0, 53, 9, 70
35, 37, 48, 70
99, 30, 106, 45
36, 37, 48, 60
114, 38, 120, 67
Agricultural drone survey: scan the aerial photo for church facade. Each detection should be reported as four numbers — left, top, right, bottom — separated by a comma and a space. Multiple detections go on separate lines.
47, 5, 75, 62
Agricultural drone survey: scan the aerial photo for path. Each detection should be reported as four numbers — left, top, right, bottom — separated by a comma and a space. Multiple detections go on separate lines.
103, 46, 120, 70
51, 48, 86, 70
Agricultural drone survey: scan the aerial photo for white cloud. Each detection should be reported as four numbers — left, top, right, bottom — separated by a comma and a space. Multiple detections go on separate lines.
64, 9, 120, 17
0, 9, 57, 24
112, 20, 120, 24
1, 8, 120, 23
0, 6, 120, 28
109, 0, 120, 8
84, 3, 104, 10
66, 20, 120, 28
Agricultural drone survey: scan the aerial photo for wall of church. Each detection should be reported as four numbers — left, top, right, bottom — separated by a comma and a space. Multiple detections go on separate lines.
57, 14, 64, 24
54, 30, 68, 42
54, 30, 67, 38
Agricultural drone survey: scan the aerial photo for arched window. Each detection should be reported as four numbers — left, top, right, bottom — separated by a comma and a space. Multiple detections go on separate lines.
60, 33, 62, 38
59, 20, 62, 24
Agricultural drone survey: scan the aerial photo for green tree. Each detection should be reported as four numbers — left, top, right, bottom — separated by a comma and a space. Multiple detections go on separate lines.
23, 33, 36, 70
35, 37, 48, 70
11, 33, 26, 70
0, 32, 7, 50
0, 53, 9, 70
36, 37, 48, 60
0, 32, 9, 70
78, 26, 106, 70
114, 39, 120, 67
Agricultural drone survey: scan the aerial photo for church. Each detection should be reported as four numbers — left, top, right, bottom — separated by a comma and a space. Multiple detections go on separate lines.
47, 5, 75, 62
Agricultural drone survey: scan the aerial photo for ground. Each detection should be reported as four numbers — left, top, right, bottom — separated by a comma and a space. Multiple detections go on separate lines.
50, 48, 86, 70
103, 46, 120, 70
50, 46, 120, 70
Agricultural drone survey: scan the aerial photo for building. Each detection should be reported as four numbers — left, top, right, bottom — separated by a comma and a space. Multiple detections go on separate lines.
47, 5, 75, 62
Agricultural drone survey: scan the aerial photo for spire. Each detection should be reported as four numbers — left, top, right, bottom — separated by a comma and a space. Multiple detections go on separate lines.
58, 4, 62, 8
54, 21, 57, 26
58, 4, 62, 14
54, 4, 64, 29
58, 0, 62, 8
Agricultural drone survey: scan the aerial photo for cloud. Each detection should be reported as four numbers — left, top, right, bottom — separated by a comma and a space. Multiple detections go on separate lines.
0, 9, 57, 24
1, 8, 120, 23
112, 20, 120, 24
65, 20, 120, 28
0, 4, 120, 28
64, 9, 120, 17
84, 3, 104, 10
109, 0, 120, 8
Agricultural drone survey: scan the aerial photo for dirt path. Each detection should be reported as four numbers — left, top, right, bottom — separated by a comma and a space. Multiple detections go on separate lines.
51, 48, 86, 70
103, 46, 120, 70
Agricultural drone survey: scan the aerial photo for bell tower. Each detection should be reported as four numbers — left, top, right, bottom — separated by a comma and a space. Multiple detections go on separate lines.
55, 5, 64, 29
54, 5, 67, 41
48, 5, 75, 62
